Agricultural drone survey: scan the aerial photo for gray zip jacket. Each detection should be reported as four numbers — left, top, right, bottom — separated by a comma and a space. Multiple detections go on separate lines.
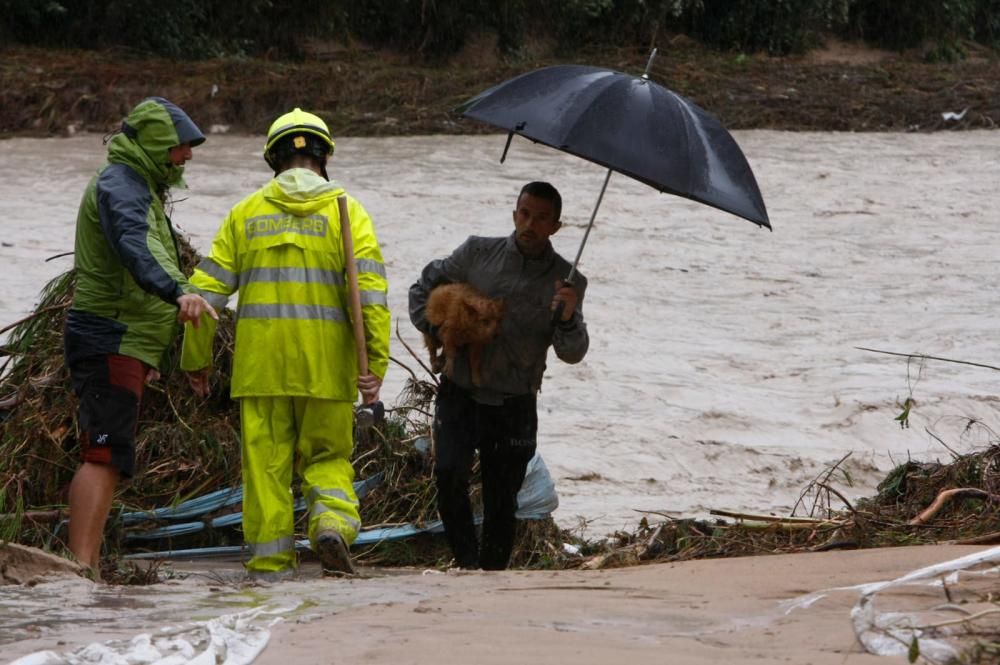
409, 233, 589, 404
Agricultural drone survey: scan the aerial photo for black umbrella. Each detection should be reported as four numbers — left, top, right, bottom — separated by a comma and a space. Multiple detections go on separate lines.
457, 50, 770, 287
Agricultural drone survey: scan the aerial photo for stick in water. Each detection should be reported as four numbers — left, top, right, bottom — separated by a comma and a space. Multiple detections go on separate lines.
856, 347, 1000, 372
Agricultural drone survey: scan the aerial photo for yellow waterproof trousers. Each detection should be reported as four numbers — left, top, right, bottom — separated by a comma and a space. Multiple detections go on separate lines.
240, 396, 360, 574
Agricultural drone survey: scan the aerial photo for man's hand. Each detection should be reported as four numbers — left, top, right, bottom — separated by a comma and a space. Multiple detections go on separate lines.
186, 368, 212, 397
550, 279, 579, 322
145, 368, 161, 384
177, 294, 219, 327
357, 373, 382, 405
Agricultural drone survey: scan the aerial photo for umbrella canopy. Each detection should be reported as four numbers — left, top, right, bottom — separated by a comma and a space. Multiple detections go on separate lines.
458, 62, 770, 229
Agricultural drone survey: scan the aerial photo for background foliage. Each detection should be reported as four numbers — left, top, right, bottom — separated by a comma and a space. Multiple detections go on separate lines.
1, 0, 998, 60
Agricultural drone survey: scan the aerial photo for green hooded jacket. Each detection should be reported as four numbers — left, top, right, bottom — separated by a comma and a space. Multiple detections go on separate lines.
65, 97, 206, 369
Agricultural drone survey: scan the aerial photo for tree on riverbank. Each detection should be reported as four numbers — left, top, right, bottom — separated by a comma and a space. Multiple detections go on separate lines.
2, 36, 999, 139
3, 0, 998, 61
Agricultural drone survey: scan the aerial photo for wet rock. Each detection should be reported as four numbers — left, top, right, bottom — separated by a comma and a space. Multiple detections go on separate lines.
0, 542, 85, 585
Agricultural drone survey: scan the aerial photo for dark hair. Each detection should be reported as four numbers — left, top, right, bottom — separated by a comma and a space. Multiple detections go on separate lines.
519, 181, 562, 221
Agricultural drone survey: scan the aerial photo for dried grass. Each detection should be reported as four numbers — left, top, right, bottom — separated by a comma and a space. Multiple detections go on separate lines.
6, 240, 1000, 595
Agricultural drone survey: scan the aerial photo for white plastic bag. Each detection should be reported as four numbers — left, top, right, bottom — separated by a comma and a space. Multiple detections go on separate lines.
516, 453, 559, 519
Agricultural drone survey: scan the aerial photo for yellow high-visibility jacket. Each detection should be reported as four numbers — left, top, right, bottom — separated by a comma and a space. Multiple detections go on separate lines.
181, 168, 390, 400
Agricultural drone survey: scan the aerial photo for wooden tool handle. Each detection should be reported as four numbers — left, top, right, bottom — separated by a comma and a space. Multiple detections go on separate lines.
338, 195, 368, 376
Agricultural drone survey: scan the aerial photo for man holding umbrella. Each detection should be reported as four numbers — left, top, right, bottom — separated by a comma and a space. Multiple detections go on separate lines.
409, 181, 588, 570
410, 56, 767, 571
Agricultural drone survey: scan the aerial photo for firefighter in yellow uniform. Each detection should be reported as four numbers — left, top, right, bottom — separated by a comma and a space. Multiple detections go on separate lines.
181, 109, 390, 578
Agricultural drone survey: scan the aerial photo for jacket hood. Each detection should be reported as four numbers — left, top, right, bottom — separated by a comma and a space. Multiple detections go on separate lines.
107, 97, 206, 189
263, 168, 345, 216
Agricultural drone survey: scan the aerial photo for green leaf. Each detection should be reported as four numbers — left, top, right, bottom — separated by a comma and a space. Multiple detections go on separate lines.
895, 397, 915, 429
908, 636, 920, 663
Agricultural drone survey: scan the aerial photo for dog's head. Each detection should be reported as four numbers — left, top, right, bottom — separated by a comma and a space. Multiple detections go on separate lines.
466, 297, 505, 341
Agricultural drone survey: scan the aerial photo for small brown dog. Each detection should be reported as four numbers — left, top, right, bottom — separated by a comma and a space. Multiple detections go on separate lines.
424, 283, 505, 386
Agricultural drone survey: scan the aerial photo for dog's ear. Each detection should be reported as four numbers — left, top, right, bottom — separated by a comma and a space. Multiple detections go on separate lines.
475, 296, 498, 314
481, 298, 503, 318
465, 298, 486, 316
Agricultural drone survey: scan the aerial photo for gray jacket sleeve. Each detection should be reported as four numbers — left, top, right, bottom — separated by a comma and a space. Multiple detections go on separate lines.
552, 275, 589, 364
408, 237, 473, 334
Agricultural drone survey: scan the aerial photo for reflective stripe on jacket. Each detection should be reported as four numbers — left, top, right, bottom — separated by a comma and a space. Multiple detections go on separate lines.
181, 168, 390, 400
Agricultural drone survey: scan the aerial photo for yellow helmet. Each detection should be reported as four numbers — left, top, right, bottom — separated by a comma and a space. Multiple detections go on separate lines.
263, 108, 335, 168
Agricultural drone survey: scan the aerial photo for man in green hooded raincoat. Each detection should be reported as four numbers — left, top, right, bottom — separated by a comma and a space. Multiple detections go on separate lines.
64, 96, 218, 572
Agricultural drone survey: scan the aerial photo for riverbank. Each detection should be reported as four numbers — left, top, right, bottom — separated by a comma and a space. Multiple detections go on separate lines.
1, 39, 998, 139
6, 544, 999, 663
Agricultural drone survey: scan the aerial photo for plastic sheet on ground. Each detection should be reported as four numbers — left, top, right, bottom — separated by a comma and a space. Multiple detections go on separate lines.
121, 474, 383, 544
782, 546, 1000, 663
9, 605, 293, 665
125, 454, 559, 561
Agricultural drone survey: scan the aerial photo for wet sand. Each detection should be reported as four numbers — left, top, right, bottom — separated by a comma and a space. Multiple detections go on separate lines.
5, 544, 994, 663
261, 545, 992, 665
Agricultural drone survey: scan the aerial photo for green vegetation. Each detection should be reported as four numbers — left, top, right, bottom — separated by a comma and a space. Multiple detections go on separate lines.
2, 0, 998, 61
6, 253, 1000, 575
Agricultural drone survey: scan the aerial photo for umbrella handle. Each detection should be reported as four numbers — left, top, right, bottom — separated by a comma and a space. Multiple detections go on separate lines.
551, 278, 574, 326
551, 301, 566, 326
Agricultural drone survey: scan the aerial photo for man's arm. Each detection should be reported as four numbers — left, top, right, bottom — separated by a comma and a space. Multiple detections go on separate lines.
552, 276, 589, 364
96, 166, 189, 304
408, 237, 474, 334
180, 212, 240, 378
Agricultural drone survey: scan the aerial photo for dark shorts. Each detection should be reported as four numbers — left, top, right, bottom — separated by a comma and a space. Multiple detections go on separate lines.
68, 354, 147, 478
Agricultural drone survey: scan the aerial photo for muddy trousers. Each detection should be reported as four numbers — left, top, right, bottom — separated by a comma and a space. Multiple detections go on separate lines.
240, 396, 360, 574
433, 379, 537, 570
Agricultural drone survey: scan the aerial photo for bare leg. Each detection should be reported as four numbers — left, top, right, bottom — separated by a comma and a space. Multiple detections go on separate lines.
68, 462, 119, 571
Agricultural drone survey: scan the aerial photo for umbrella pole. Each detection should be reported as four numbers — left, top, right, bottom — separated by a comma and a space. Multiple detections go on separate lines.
565, 168, 612, 285
642, 47, 658, 79
553, 168, 610, 324
500, 131, 514, 163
